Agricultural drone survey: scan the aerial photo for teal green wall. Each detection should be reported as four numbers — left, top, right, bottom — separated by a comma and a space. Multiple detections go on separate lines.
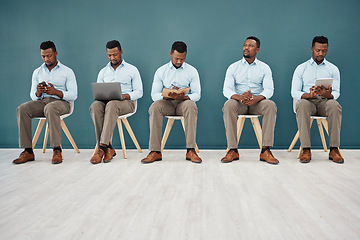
1, 0, 359, 149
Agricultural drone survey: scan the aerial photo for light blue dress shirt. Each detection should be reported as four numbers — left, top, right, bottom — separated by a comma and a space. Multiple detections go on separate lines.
97, 60, 143, 101
151, 61, 201, 102
291, 58, 340, 100
223, 58, 274, 100
30, 61, 77, 102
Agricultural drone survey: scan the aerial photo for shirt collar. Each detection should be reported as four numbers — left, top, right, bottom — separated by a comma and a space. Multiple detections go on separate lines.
41, 60, 61, 70
309, 57, 327, 66
169, 61, 186, 70
241, 57, 258, 65
107, 59, 126, 70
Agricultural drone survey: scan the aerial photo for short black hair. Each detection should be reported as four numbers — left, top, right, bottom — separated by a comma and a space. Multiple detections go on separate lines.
246, 36, 260, 48
171, 41, 187, 53
106, 40, 122, 51
40, 41, 56, 52
312, 36, 328, 46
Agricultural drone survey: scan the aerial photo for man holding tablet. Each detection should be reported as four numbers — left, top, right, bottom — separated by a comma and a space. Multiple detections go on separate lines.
291, 36, 343, 163
89, 40, 143, 164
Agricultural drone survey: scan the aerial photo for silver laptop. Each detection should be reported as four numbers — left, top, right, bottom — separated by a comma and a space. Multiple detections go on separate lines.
91, 82, 123, 101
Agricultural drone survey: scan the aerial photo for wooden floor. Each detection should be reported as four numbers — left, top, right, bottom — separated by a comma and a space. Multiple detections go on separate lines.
1, 148, 360, 240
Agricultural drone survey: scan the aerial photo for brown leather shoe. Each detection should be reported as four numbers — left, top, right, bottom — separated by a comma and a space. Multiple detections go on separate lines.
329, 148, 344, 164
90, 148, 105, 164
13, 151, 35, 164
221, 149, 239, 163
299, 148, 311, 163
52, 149, 63, 164
103, 148, 116, 163
141, 151, 162, 164
260, 149, 279, 165
186, 149, 202, 163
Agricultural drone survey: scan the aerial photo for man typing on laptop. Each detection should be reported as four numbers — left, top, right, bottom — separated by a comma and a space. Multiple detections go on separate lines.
89, 40, 143, 164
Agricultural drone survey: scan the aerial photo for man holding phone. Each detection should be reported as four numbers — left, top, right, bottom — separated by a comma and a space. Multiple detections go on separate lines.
291, 36, 343, 163
13, 41, 78, 164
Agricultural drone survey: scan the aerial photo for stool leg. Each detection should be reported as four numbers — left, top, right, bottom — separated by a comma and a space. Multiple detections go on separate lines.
60, 120, 80, 153
288, 130, 300, 152
316, 119, 328, 152
117, 118, 127, 159
251, 117, 262, 149
161, 118, 175, 153
122, 118, 142, 153
43, 123, 49, 153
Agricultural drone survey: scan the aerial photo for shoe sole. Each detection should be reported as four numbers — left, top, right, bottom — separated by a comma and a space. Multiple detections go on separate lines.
299, 157, 311, 163
186, 158, 202, 164
221, 158, 239, 163
52, 161, 62, 164
13, 158, 35, 164
103, 152, 116, 163
329, 157, 344, 164
260, 158, 279, 165
141, 158, 162, 164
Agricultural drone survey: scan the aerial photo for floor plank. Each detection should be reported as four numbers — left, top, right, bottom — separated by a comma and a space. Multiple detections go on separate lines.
1, 149, 360, 240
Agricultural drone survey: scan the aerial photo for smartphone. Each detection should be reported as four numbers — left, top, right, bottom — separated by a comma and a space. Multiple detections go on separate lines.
39, 81, 48, 87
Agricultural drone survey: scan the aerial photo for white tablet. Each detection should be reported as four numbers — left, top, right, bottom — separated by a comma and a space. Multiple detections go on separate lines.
315, 78, 333, 89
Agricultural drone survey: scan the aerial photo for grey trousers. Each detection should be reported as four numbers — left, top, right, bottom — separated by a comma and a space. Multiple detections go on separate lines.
223, 99, 277, 149
296, 96, 342, 148
148, 99, 198, 151
17, 98, 71, 148
90, 100, 135, 145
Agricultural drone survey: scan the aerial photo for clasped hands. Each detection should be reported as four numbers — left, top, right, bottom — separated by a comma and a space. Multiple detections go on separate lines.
232, 90, 263, 106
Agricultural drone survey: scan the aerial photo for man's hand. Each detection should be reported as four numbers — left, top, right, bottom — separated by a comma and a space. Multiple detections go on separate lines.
315, 85, 333, 99
242, 95, 265, 106
163, 85, 190, 101
168, 92, 189, 101
231, 89, 253, 102
122, 94, 131, 100
301, 86, 317, 99
45, 83, 63, 99
35, 83, 47, 97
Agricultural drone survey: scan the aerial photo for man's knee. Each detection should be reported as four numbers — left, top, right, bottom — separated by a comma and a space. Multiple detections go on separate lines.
149, 100, 164, 115
262, 100, 277, 113
181, 100, 197, 114
326, 100, 342, 114
223, 99, 238, 113
90, 101, 104, 114
44, 103, 60, 117
295, 99, 311, 114
17, 103, 27, 116
104, 100, 119, 113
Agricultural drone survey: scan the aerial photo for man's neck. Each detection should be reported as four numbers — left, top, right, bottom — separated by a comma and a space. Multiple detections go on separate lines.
111, 60, 122, 70
46, 61, 58, 72
244, 57, 256, 65
313, 57, 324, 65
